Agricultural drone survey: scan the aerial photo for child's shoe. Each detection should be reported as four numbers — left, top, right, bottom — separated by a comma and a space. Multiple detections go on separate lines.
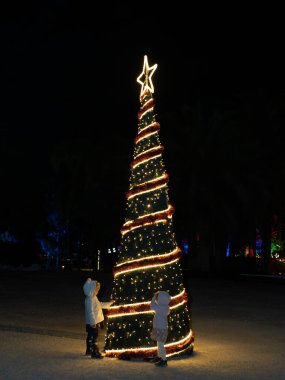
155, 359, 167, 367
91, 351, 103, 359
91, 345, 103, 359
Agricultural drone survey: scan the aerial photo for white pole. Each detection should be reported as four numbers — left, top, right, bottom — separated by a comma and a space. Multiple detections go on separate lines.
97, 249, 100, 271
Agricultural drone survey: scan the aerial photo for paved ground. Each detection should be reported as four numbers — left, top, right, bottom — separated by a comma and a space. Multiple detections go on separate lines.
0, 271, 284, 379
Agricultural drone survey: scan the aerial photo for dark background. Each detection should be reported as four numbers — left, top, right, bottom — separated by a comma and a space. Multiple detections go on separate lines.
1, 2, 285, 271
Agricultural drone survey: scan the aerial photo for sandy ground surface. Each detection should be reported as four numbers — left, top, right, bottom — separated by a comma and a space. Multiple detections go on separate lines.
0, 271, 284, 380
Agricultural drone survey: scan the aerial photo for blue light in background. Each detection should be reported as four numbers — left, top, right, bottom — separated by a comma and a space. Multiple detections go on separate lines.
0, 231, 18, 244
226, 242, 231, 257
256, 229, 262, 256
183, 242, 189, 254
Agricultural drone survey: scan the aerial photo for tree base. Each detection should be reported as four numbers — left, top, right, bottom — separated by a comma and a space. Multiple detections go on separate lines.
105, 330, 194, 359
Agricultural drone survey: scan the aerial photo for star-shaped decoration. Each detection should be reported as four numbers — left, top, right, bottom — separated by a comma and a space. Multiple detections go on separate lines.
137, 55, 158, 97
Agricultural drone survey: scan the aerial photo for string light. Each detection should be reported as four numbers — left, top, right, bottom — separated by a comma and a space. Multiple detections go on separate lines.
139, 97, 154, 112
131, 149, 164, 169
121, 205, 174, 235
105, 330, 194, 358
114, 256, 180, 277
138, 121, 159, 135
134, 145, 163, 161
108, 289, 187, 318
135, 127, 160, 144
138, 105, 154, 120
116, 239, 178, 270
114, 247, 182, 277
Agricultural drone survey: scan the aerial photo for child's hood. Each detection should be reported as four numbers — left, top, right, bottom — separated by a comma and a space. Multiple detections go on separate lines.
157, 291, 171, 305
83, 278, 97, 297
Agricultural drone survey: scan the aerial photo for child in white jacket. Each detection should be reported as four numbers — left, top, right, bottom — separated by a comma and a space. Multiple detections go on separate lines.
150, 290, 171, 367
83, 278, 114, 358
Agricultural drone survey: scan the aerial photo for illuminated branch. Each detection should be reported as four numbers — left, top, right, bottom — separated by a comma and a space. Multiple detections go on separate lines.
138, 106, 153, 120
131, 146, 164, 169
105, 329, 194, 358
141, 97, 154, 111
138, 121, 160, 135
140, 89, 151, 101
113, 247, 182, 277
114, 256, 180, 278
123, 205, 173, 227
107, 288, 187, 318
116, 246, 180, 269
142, 97, 154, 108
134, 123, 160, 144
110, 288, 186, 309
126, 173, 169, 199
121, 205, 174, 235
137, 98, 155, 119
134, 146, 162, 160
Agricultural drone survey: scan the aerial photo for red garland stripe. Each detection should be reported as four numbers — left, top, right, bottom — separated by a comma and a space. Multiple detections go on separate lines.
140, 89, 151, 102
120, 205, 174, 235
131, 146, 164, 169
126, 174, 169, 199
113, 247, 182, 277
138, 121, 160, 135
134, 123, 160, 144
137, 98, 155, 119
107, 287, 187, 317
105, 331, 194, 359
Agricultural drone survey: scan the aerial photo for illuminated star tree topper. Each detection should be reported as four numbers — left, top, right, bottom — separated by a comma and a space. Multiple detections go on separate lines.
136, 55, 158, 97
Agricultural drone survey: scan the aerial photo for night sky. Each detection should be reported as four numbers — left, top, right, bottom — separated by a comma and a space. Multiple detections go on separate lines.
1, 2, 285, 249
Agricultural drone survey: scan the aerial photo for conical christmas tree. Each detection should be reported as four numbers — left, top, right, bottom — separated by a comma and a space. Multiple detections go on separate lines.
105, 56, 194, 359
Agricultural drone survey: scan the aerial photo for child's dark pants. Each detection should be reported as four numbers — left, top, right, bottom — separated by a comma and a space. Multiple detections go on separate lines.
86, 324, 99, 355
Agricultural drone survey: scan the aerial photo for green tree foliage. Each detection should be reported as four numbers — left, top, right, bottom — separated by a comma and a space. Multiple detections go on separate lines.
105, 87, 193, 357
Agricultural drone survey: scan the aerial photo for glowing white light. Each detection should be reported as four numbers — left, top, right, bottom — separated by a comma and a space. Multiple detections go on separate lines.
128, 182, 166, 200
141, 98, 153, 110
97, 250, 100, 271
137, 55, 158, 97
170, 299, 187, 310
108, 310, 152, 318
108, 290, 187, 319
114, 257, 180, 277
110, 300, 150, 310
105, 330, 193, 355
130, 173, 166, 188
109, 288, 185, 310
166, 344, 194, 358
136, 130, 157, 144
121, 205, 173, 235
123, 205, 172, 227
138, 121, 158, 134
164, 330, 193, 348
138, 106, 154, 120
132, 153, 162, 169
134, 146, 162, 160
116, 247, 181, 268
